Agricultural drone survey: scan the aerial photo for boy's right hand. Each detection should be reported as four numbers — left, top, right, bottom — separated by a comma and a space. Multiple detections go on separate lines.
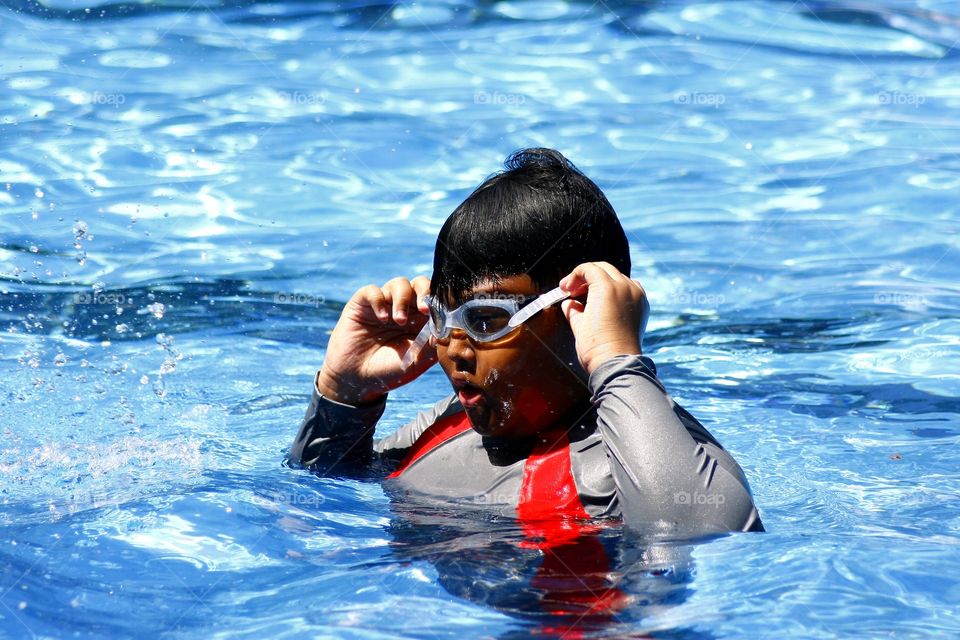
315, 275, 437, 406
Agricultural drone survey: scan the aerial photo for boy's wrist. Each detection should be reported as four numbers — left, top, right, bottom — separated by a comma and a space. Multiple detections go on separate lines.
315, 368, 386, 407
584, 343, 642, 376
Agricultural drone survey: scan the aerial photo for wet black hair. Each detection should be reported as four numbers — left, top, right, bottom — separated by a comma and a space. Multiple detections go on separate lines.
430, 148, 631, 304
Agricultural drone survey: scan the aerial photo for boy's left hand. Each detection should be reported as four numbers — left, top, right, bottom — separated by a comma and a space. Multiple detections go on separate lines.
558, 262, 649, 376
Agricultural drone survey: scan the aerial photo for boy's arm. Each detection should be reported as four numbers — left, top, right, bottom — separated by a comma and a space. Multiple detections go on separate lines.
287, 373, 386, 471
588, 354, 763, 536
287, 274, 439, 472
287, 373, 459, 472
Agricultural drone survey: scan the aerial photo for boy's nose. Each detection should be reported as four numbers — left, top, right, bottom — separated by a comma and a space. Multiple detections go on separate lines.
444, 329, 476, 364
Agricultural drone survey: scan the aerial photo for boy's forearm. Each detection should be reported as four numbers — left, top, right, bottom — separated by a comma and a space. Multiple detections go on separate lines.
589, 354, 761, 535
316, 365, 389, 407
286, 376, 387, 471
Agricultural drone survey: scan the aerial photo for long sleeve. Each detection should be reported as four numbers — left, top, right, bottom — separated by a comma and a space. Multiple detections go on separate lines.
588, 354, 763, 536
286, 376, 387, 471
287, 372, 461, 473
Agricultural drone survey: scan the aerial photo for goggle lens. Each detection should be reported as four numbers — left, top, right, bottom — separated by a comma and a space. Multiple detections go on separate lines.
427, 296, 527, 342
463, 306, 512, 337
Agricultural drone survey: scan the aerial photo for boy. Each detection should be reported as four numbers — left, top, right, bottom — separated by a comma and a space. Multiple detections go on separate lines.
289, 148, 762, 537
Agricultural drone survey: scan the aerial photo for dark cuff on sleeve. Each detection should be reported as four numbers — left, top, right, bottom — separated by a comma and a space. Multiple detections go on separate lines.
287, 388, 388, 469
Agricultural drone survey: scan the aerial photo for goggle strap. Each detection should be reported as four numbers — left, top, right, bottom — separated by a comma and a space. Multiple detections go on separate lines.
507, 286, 570, 328
401, 322, 433, 369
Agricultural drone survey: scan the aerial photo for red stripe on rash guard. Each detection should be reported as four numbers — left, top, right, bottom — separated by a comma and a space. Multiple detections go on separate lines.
518, 430, 631, 617
517, 429, 591, 536
517, 429, 602, 555
387, 411, 472, 479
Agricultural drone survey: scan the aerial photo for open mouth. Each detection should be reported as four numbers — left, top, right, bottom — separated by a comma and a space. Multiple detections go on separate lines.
453, 381, 486, 409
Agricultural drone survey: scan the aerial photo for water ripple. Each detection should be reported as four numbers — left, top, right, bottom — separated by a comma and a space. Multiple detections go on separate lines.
2, 0, 959, 637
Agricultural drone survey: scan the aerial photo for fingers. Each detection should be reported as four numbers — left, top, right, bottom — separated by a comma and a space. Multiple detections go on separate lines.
560, 261, 612, 293
560, 297, 586, 321
410, 275, 431, 315
558, 262, 648, 325
355, 284, 390, 323
560, 261, 638, 296
354, 277, 430, 326
382, 277, 414, 325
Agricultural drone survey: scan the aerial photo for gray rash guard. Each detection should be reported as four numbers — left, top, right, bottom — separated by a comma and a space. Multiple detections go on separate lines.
288, 354, 763, 537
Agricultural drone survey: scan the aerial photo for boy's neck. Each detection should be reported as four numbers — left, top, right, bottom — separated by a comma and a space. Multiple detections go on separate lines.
480, 396, 597, 465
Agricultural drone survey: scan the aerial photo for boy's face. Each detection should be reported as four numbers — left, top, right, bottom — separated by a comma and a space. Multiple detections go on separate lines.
435, 274, 591, 440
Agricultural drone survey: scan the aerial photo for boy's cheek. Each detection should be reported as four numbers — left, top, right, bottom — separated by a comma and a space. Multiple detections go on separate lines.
478, 352, 525, 390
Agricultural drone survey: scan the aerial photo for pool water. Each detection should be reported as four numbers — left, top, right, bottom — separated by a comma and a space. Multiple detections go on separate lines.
2, 0, 959, 637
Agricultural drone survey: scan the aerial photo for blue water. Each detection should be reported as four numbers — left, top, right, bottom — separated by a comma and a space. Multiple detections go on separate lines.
2, 0, 959, 637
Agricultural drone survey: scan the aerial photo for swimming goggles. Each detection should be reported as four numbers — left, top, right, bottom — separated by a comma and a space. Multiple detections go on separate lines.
401, 286, 570, 367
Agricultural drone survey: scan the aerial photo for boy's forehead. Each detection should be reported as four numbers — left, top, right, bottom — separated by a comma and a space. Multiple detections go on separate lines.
461, 274, 537, 298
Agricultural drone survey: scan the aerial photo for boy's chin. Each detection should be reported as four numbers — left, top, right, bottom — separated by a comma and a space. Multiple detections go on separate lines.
464, 408, 495, 435
465, 408, 510, 438
466, 411, 538, 442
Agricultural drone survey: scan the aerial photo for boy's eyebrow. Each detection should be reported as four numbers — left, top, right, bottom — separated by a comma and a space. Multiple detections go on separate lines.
461, 283, 505, 299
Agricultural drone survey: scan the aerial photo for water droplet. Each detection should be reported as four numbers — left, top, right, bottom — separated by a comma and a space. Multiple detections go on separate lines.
116, 323, 129, 334
53, 353, 68, 366
146, 302, 165, 319
29, 245, 39, 253
140, 375, 149, 384
107, 364, 121, 376
160, 358, 176, 375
